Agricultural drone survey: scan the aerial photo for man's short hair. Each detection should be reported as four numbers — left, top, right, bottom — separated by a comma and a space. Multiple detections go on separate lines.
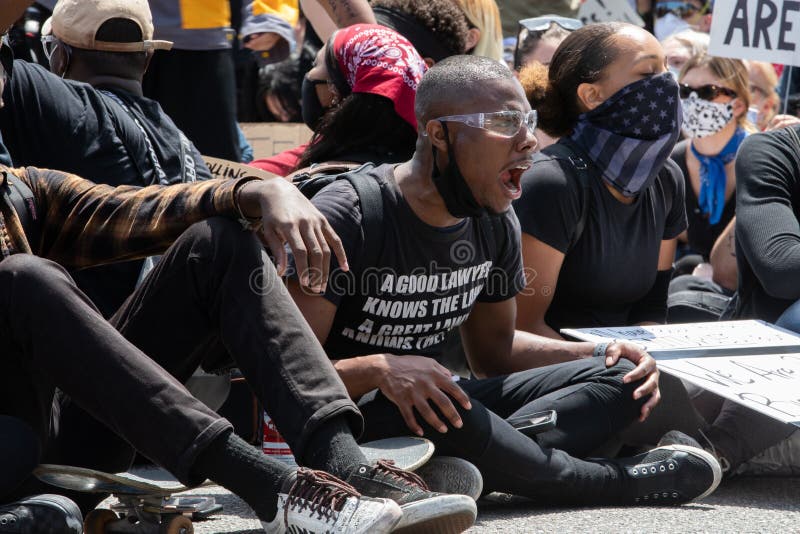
370, 0, 468, 61
415, 55, 514, 123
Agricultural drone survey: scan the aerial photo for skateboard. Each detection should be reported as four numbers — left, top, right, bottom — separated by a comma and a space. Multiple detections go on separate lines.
33, 464, 218, 534
361, 436, 435, 471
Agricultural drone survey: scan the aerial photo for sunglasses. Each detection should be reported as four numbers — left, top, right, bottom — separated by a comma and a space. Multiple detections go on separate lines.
679, 84, 737, 101
517, 15, 583, 34
428, 110, 538, 138
655, 1, 710, 19
514, 16, 582, 70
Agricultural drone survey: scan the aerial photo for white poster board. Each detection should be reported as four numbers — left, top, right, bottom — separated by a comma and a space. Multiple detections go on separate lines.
658, 353, 800, 427
709, 0, 800, 67
561, 320, 800, 359
578, 0, 645, 27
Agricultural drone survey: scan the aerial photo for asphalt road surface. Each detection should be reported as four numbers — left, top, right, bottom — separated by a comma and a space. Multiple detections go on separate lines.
103, 469, 799, 533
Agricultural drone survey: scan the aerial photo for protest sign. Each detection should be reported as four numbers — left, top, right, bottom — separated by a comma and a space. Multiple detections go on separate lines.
709, 0, 800, 66
202, 156, 279, 181
240, 122, 312, 158
561, 320, 800, 359
658, 353, 800, 427
577, 0, 645, 26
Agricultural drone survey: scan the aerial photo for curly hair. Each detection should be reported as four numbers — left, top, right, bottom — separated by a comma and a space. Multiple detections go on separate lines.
369, 0, 468, 58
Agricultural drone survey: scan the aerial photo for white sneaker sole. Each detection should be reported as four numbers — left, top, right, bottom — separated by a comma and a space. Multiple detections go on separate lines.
657, 444, 722, 501
393, 494, 476, 534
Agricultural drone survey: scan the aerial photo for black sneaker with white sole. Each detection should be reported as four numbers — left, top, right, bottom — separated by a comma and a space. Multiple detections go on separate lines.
262, 467, 402, 534
0, 494, 83, 534
346, 460, 476, 534
415, 456, 483, 501
615, 444, 722, 505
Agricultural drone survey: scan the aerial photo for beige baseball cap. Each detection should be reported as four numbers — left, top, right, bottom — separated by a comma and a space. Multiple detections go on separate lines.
50, 0, 172, 52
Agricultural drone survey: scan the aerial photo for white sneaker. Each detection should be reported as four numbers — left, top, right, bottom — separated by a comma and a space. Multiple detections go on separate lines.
262, 467, 402, 534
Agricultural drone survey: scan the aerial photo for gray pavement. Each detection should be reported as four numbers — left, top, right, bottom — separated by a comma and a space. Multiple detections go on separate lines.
104, 469, 799, 533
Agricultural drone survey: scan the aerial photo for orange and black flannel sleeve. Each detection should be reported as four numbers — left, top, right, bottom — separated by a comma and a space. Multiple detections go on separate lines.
19, 167, 257, 269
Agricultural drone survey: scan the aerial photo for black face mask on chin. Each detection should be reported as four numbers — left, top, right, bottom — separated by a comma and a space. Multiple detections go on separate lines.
431, 122, 485, 218
301, 76, 328, 130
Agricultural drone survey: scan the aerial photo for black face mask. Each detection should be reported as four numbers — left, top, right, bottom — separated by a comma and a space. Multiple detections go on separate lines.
431, 122, 484, 218
301, 76, 328, 130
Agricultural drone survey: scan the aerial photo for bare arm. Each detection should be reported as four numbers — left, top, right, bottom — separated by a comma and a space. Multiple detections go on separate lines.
287, 279, 471, 436
462, 299, 661, 420
514, 232, 565, 339
709, 217, 738, 291
316, 0, 375, 31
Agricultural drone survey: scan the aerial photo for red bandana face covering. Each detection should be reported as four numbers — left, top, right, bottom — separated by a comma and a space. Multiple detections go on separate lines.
330, 24, 427, 130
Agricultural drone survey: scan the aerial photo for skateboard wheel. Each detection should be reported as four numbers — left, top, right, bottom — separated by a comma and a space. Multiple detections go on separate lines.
159, 515, 194, 534
83, 509, 117, 534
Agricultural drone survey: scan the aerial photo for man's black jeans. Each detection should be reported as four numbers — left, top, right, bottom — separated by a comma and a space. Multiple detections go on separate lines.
0, 218, 361, 505
358, 358, 648, 504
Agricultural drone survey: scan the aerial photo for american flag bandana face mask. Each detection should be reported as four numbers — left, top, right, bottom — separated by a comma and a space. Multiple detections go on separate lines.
569, 72, 683, 198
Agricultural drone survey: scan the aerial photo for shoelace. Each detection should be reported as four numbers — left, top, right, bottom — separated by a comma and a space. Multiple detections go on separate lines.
285, 467, 361, 524
375, 460, 431, 491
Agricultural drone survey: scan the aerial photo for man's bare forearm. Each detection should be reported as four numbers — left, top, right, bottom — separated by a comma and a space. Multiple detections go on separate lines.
319, 0, 376, 28
504, 330, 596, 373
333, 354, 386, 398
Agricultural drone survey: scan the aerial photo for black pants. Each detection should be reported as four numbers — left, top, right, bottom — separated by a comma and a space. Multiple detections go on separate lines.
359, 357, 648, 504
144, 49, 241, 162
1, 218, 361, 504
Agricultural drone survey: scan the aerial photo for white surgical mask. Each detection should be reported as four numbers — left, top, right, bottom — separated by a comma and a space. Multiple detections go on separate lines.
667, 66, 682, 80
655, 13, 691, 41
681, 93, 735, 138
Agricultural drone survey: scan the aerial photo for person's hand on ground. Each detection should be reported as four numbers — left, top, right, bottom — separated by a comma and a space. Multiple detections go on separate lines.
238, 178, 348, 292
603, 341, 660, 422
375, 354, 472, 436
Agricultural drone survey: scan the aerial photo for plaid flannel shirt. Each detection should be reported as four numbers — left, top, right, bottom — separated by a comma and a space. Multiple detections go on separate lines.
0, 165, 255, 269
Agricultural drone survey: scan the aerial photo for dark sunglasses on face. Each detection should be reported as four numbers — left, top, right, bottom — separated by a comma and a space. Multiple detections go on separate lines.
655, 1, 710, 19
679, 83, 737, 101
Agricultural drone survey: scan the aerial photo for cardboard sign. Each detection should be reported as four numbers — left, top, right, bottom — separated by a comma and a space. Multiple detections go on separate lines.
709, 0, 800, 67
577, 0, 645, 26
561, 320, 800, 359
658, 353, 800, 427
240, 122, 313, 159
201, 156, 279, 181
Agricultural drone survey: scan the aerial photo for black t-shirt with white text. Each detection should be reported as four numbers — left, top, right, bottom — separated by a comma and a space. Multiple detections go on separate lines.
513, 146, 687, 331
303, 164, 525, 360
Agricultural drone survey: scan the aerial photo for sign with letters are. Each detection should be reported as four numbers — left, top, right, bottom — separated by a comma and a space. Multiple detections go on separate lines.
577, 0, 645, 26
561, 320, 800, 426
709, 0, 800, 66
658, 354, 800, 427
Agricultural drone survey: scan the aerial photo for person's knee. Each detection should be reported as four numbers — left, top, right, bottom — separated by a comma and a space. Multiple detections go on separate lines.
0, 254, 68, 299
181, 217, 263, 262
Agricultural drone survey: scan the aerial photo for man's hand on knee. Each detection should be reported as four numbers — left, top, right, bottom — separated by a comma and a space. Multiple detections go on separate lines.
375, 354, 473, 436
237, 179, 349, 293
603, 341, 661, 422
